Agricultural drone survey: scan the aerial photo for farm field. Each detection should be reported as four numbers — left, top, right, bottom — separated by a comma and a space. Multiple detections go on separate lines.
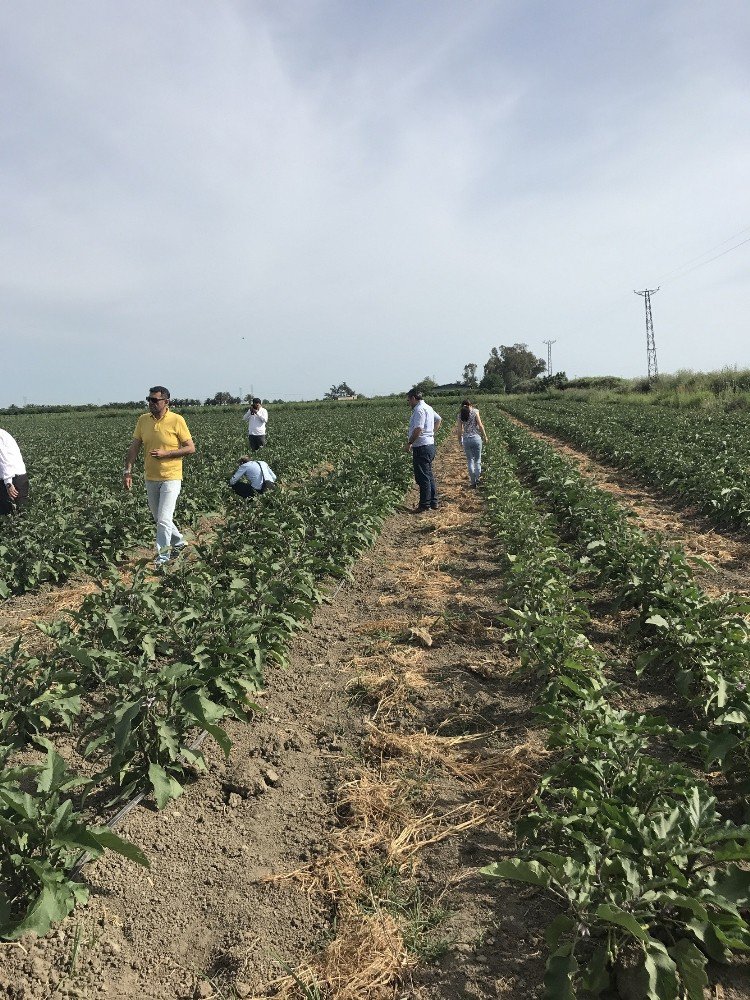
500, 396, 750, 530
2, 398, 750, 998
0, 403, 410, 599
0, 403, 414, 933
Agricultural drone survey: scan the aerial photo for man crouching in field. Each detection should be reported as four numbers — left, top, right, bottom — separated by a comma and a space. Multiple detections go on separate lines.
123, 386, 195, 565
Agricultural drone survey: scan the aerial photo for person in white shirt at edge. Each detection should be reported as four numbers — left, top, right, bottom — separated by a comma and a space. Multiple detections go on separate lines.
242, 398, 269, 451
404, 388, 442, 513
0, 428, 29, 516
229, 456, 277, 499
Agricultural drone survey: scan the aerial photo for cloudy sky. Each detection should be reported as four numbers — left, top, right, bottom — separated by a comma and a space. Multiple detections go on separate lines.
2, 0, 749, 405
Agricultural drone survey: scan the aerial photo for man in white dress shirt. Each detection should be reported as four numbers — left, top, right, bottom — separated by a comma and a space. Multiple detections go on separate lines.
404, 389, 442, 513
242, 398, 269, 451
229, 456, 277, 499
0, 428, 29, 515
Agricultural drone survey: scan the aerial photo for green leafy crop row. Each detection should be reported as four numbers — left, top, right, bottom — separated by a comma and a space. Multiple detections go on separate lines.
493, 414, 750, 797
0, 402, 412, 938
478, 417, 750, 999
500, 397, 750, 529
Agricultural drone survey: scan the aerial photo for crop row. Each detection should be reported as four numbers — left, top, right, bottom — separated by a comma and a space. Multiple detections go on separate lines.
479, 423, 750, 999
490, 413, 750, 798
499, 397, 750, 529
0, 406, 411, 939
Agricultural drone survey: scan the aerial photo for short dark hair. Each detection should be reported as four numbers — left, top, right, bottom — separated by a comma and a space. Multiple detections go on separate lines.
149, 385, 170, 400
252, 397, 262, 405
407, 388, 423, 400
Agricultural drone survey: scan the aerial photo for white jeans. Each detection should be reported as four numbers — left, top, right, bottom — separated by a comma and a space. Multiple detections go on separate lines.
145, 480, 183, 562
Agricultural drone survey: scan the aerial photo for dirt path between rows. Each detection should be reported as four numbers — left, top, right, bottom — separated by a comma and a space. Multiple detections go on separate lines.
507, 415, 750, 598
0, 443, 551, 1000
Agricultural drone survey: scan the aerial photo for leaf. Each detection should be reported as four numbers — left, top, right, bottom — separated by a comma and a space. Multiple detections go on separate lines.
200, 722, 232, 759
147, 763, 184, 810
181, 690, 225, 727
642, 941, 679, 1000
481, 858, 551, 888
91, 828, 150, 867
716, 710, 749, 725
668, 939, 708, 1000
714, 865, 750, 907
543, 943, 577, 1000
704, 729, 741, 766
3, 879, 82, 940
113, 701, 142, 751
635, 649, 660, 676
581, 942, 610, 997
36, 746, 70, 794
544, 914, 576, 951
713, 844, 750, 863
645, 614, 670, 629
594, 903, 648, 942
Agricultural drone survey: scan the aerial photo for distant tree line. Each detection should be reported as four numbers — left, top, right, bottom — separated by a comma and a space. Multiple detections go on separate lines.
0, 391, 257, 415
458, 343, 567, 394
324, 382, 357, 399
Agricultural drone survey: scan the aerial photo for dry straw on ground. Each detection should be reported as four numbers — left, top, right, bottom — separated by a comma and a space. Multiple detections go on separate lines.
266, 446, 533, 1000
0, 578, 99, 650
268, 910, 415, 1000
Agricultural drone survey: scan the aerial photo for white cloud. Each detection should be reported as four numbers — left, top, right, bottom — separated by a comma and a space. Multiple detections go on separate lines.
1, 0, 749, 405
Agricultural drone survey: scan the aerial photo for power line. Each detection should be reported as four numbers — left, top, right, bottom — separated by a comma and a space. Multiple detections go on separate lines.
661, 235, 750, 285
656, 225, 750, 285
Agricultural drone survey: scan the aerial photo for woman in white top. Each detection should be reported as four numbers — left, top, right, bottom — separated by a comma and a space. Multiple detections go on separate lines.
456, 400, 488, 487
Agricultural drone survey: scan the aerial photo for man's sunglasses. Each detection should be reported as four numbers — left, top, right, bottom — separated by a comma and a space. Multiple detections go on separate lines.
146, 396, 166, 403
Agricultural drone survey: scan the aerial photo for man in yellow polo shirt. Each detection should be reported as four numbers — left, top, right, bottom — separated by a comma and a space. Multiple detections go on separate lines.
123, 385, 196, 565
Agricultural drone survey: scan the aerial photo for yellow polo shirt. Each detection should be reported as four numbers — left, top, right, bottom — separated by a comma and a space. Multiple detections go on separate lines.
133, 411, 193, 481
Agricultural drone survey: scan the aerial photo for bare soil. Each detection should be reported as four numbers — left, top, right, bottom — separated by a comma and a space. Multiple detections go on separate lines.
2, 435, 750, 999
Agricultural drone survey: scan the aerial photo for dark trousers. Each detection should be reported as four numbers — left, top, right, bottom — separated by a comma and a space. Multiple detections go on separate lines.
0, 474, 29, 515
230, 481, 258, 500
248, 435, 266, 452
412, 444, 437, 509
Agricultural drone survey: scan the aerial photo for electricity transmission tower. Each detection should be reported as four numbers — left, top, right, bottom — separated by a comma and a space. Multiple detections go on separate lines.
634, 288, 659, 382
542, 339, 556, 376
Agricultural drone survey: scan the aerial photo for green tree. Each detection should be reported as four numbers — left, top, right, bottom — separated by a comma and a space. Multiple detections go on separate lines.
324, 382, 357, 400
478, 372, 505, 394
461, 363, 478, 389
480, 344, 545, 393
414, 376, 438, 394
204, 391, 240, 406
